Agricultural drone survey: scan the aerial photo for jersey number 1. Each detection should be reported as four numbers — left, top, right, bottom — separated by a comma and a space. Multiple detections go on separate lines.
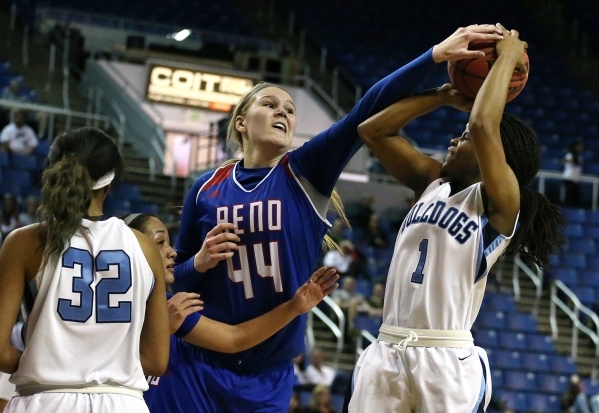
58, 247, 132, 323
410, 239, 428, 284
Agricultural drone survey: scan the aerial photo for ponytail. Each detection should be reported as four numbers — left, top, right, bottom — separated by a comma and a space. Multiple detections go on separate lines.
505, 187, 566, 269
39, 154, 93, 263
323, 188, 350, 252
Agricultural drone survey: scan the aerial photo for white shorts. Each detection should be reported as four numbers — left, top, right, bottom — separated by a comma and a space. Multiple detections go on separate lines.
4, 392, 150, 413
0, 373, 16, 401
349, 340, 491, 413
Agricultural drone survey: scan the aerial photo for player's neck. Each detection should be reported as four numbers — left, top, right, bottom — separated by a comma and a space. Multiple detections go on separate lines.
242, 146, 285, 168
87, 196, 104, 217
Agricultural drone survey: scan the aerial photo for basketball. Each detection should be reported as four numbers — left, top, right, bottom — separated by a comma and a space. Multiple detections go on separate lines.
447, 41, 529, 103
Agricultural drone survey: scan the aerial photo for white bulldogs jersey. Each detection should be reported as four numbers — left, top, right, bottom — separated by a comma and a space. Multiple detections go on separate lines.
384, 179, 517, 331
11, 218, 154, 394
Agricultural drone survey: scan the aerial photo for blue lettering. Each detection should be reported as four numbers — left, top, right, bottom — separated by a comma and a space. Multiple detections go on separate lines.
438, 207, 458, 229
427, 201, 446, 224
448, 212, 469, 236
419, 203, 434, 223
406, 203, 423, 228
413, 203, 428, 223
456, 221, 479, 244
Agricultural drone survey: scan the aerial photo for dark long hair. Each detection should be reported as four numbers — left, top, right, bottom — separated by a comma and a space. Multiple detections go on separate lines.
39, 127, 123, 263
499, 113, 566, 268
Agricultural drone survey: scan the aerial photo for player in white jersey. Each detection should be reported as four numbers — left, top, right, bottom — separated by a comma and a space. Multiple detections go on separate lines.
0, 127, 170, 413
348, 25, 566, 412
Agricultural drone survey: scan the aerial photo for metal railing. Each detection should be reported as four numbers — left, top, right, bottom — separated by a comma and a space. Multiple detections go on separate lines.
306, 296, 346, 370
355, 330, 376, 358
550, 279, 599, 379
512, 254, 544, 301
0, 99, 109, 141
536, 170, 599, 210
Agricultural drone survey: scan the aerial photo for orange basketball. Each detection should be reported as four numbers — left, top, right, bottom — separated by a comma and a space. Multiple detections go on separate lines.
447, 41, 529, 103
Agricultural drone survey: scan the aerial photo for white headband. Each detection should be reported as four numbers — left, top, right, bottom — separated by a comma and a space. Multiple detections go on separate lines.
122, 213, 142, 226
92, 171, 115, 190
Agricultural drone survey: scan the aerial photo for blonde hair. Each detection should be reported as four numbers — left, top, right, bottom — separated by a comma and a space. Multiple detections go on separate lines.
226, 82, 289, 150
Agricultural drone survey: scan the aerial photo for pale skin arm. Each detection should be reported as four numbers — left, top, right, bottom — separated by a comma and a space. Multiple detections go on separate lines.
180, 267, 339, 353
468, 25, 528, 235
134, 229, 171, 377
194, 223, 240, 273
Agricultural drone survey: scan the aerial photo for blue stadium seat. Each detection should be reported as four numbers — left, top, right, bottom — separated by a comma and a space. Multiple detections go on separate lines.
474, 330, 498, 349
560, 254, 587, 269
483, 292, 516, 312
11, 153, 37, 171
561, 208, 587, 225
570, 286, 595, 305
354, 279, 371, 297
548, 355, 577, 375
0, 152, 8, 167
2, 169, 31, 188
504, 371, 537, 392
583, 226, 599, 240
528, 393, 559, 412
491, 369, 504, 389
566, 239, 596, 255
551, 268, 578, 285
498, 332, 527, 351
477, 311, 506, 330
35, 140, 51, 158
130, 201, 159, 215
564, 225, 584, 238
493, 350, 522, 370
103, 199, 131, 216
500, 391, 529, 411
579, 270, 599, 288
505, 313, 537, 332
587, 211, 599, 225
537, 374, 569, 394
527, 334, 555, 353
522, 353, 550, 373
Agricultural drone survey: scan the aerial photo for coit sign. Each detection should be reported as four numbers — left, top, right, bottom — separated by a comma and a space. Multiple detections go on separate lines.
146, 64, 256, 112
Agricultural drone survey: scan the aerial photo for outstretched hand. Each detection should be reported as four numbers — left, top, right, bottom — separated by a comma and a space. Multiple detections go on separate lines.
167, 292, 204, 334
194, 223, 240, 273
432, 24, 503, 63
438, 83, 474, 112
290, 267, 339, 315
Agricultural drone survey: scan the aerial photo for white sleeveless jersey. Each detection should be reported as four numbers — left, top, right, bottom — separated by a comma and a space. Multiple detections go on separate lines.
384, 179, 517, 331
10, 218, 154, 394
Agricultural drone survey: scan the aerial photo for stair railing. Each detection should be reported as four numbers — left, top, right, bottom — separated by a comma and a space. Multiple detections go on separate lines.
550, 279, 599, 379
512, 254, 544, 301
306, 296, 345, 370
355, 330, 376, 359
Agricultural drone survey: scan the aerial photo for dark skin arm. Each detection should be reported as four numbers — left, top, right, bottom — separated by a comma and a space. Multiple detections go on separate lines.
468, 25, 528, 235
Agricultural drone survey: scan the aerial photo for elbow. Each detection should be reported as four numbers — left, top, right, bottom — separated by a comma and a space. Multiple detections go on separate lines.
357, 121, 376, 144
468, 118, 496, 140
141, 354, 169, 377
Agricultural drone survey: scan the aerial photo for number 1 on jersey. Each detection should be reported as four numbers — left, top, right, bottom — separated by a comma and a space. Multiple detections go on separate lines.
411, 238, 428, 284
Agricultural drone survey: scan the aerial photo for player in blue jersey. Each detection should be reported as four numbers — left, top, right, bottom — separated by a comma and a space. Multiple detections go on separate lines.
347, 25, 566, 412
155, 25, 506, 413
122, 213, 339, 408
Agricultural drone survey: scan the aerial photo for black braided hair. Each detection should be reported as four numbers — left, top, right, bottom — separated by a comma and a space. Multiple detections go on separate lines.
499, 113, 566, 269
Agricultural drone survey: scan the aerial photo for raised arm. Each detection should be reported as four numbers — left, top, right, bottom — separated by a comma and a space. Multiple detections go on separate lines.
181, 267, 338, 353
358, 86, 473, 197
468, 25, 529, 235
290, 24, 503, 197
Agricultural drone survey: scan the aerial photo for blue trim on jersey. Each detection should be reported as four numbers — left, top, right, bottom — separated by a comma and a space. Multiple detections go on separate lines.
165, 293, 202, 338
474, 217, 504, 283
474, 354, 488, 413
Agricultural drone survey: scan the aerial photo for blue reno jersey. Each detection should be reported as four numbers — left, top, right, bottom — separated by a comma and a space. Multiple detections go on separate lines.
172, 48, 438, 376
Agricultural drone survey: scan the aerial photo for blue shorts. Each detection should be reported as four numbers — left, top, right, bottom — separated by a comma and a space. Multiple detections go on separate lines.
146, 339, 295, 413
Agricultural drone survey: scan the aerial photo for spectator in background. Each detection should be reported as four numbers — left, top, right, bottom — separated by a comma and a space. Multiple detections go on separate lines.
1, 80, 47, 138
329, 218, 347, 245
562, 140, 585, 208
0, 110, 38, 155
323, 240, 370, 280
17, 195, 40, 227
331, 276, 364, 330
289, 392, 302, 413
561, 374, 592, 413
305, 349, 336, 387
301, 385, 336, 413
292, 353, 309, 388
359, 282, 384, 318
365, 214, 389, 249
345, 193, 374, 232
1, 194, 19, 239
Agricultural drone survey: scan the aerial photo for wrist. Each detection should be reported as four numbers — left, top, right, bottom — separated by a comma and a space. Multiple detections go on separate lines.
286, 298, 303, 317
193, 253, 205, 273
